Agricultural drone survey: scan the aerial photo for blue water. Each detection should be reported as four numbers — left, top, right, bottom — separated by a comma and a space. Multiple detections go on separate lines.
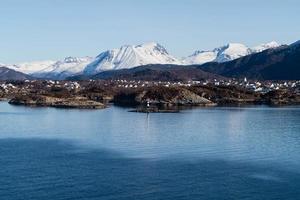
0, 102, 300, 200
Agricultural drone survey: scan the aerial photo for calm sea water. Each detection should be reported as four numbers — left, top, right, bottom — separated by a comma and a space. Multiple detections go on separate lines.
0, 102, 300, 200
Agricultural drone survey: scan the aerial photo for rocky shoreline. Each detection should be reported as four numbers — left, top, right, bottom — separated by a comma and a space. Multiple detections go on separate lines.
1, 80, 300, 111
9, 95, 105, 109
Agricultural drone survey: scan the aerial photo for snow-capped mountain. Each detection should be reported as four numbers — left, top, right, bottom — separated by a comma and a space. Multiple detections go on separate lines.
183, 43, 251, 65
182, 50, 218, 65
215, 43, 252, 63
1, 41, 284, 79
6, 60, 56, 74
252, 41, 280, 53
183, 42, 280, 65
83, 42, 180, 75
33, 56, 94, 79
4, 56, 93, 79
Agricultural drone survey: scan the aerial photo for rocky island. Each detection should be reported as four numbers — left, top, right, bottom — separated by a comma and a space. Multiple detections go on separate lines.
9, 95, 105, 109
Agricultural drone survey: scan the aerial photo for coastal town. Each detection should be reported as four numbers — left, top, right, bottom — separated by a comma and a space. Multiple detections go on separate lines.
2, 78, 299, 94
0, 78, 299, 111
110, 78, 300, 93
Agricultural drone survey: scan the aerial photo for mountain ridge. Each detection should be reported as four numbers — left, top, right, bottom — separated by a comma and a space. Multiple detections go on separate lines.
68, 64, 224, 82
198, 43, 300, 80
0, 67, 33, 80
1, 41, 282, 79
183, 41, 280, 65
83, 42, 180, 75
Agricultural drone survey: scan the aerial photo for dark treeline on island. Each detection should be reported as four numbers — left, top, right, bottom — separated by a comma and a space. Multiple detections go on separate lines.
1, 79, 299, 112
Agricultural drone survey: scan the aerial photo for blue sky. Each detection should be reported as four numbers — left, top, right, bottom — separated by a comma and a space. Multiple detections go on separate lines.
0, 0, 299, 63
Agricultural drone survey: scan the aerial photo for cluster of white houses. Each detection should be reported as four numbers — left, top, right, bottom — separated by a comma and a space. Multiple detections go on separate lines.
111, 79, 300, 94
1, 79, 300, 95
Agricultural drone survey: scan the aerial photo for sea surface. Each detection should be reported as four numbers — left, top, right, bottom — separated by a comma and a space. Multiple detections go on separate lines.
0, 102, 300, 200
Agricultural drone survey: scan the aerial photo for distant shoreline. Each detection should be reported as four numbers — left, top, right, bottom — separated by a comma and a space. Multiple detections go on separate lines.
1, 79, 299, 112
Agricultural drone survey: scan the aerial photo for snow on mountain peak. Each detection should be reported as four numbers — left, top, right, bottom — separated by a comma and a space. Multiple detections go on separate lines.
266, 41, 280, 47
32, 56, 94, 79
137, 42, 160, 48
7, 60, 57, 74
183, 50, 218, 65
2, 40, 286, 79
183, 43, 251, 65
215, 43, 251, 62
137, 42, 169, 54
183, 41, 281, 65
252, 41, 280, 53
60, 56, 93, 64
84, 42, 180, 74
63, 56, 81, 63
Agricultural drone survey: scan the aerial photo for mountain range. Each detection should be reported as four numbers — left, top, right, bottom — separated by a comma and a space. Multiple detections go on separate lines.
183, 41, 280, 65
198, 41, 300, 80
69, 40, 300, 81
0, 40, 299, 80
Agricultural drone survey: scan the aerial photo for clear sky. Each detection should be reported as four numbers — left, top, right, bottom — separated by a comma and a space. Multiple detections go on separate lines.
0, 0, 299, 63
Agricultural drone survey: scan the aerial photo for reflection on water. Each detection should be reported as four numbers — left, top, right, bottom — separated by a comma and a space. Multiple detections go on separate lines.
0, 102, 300, 199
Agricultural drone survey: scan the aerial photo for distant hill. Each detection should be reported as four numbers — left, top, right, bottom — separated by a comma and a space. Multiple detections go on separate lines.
68, 64, 224, 81
199, 42, 300, 80
0, 67, 33, 80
